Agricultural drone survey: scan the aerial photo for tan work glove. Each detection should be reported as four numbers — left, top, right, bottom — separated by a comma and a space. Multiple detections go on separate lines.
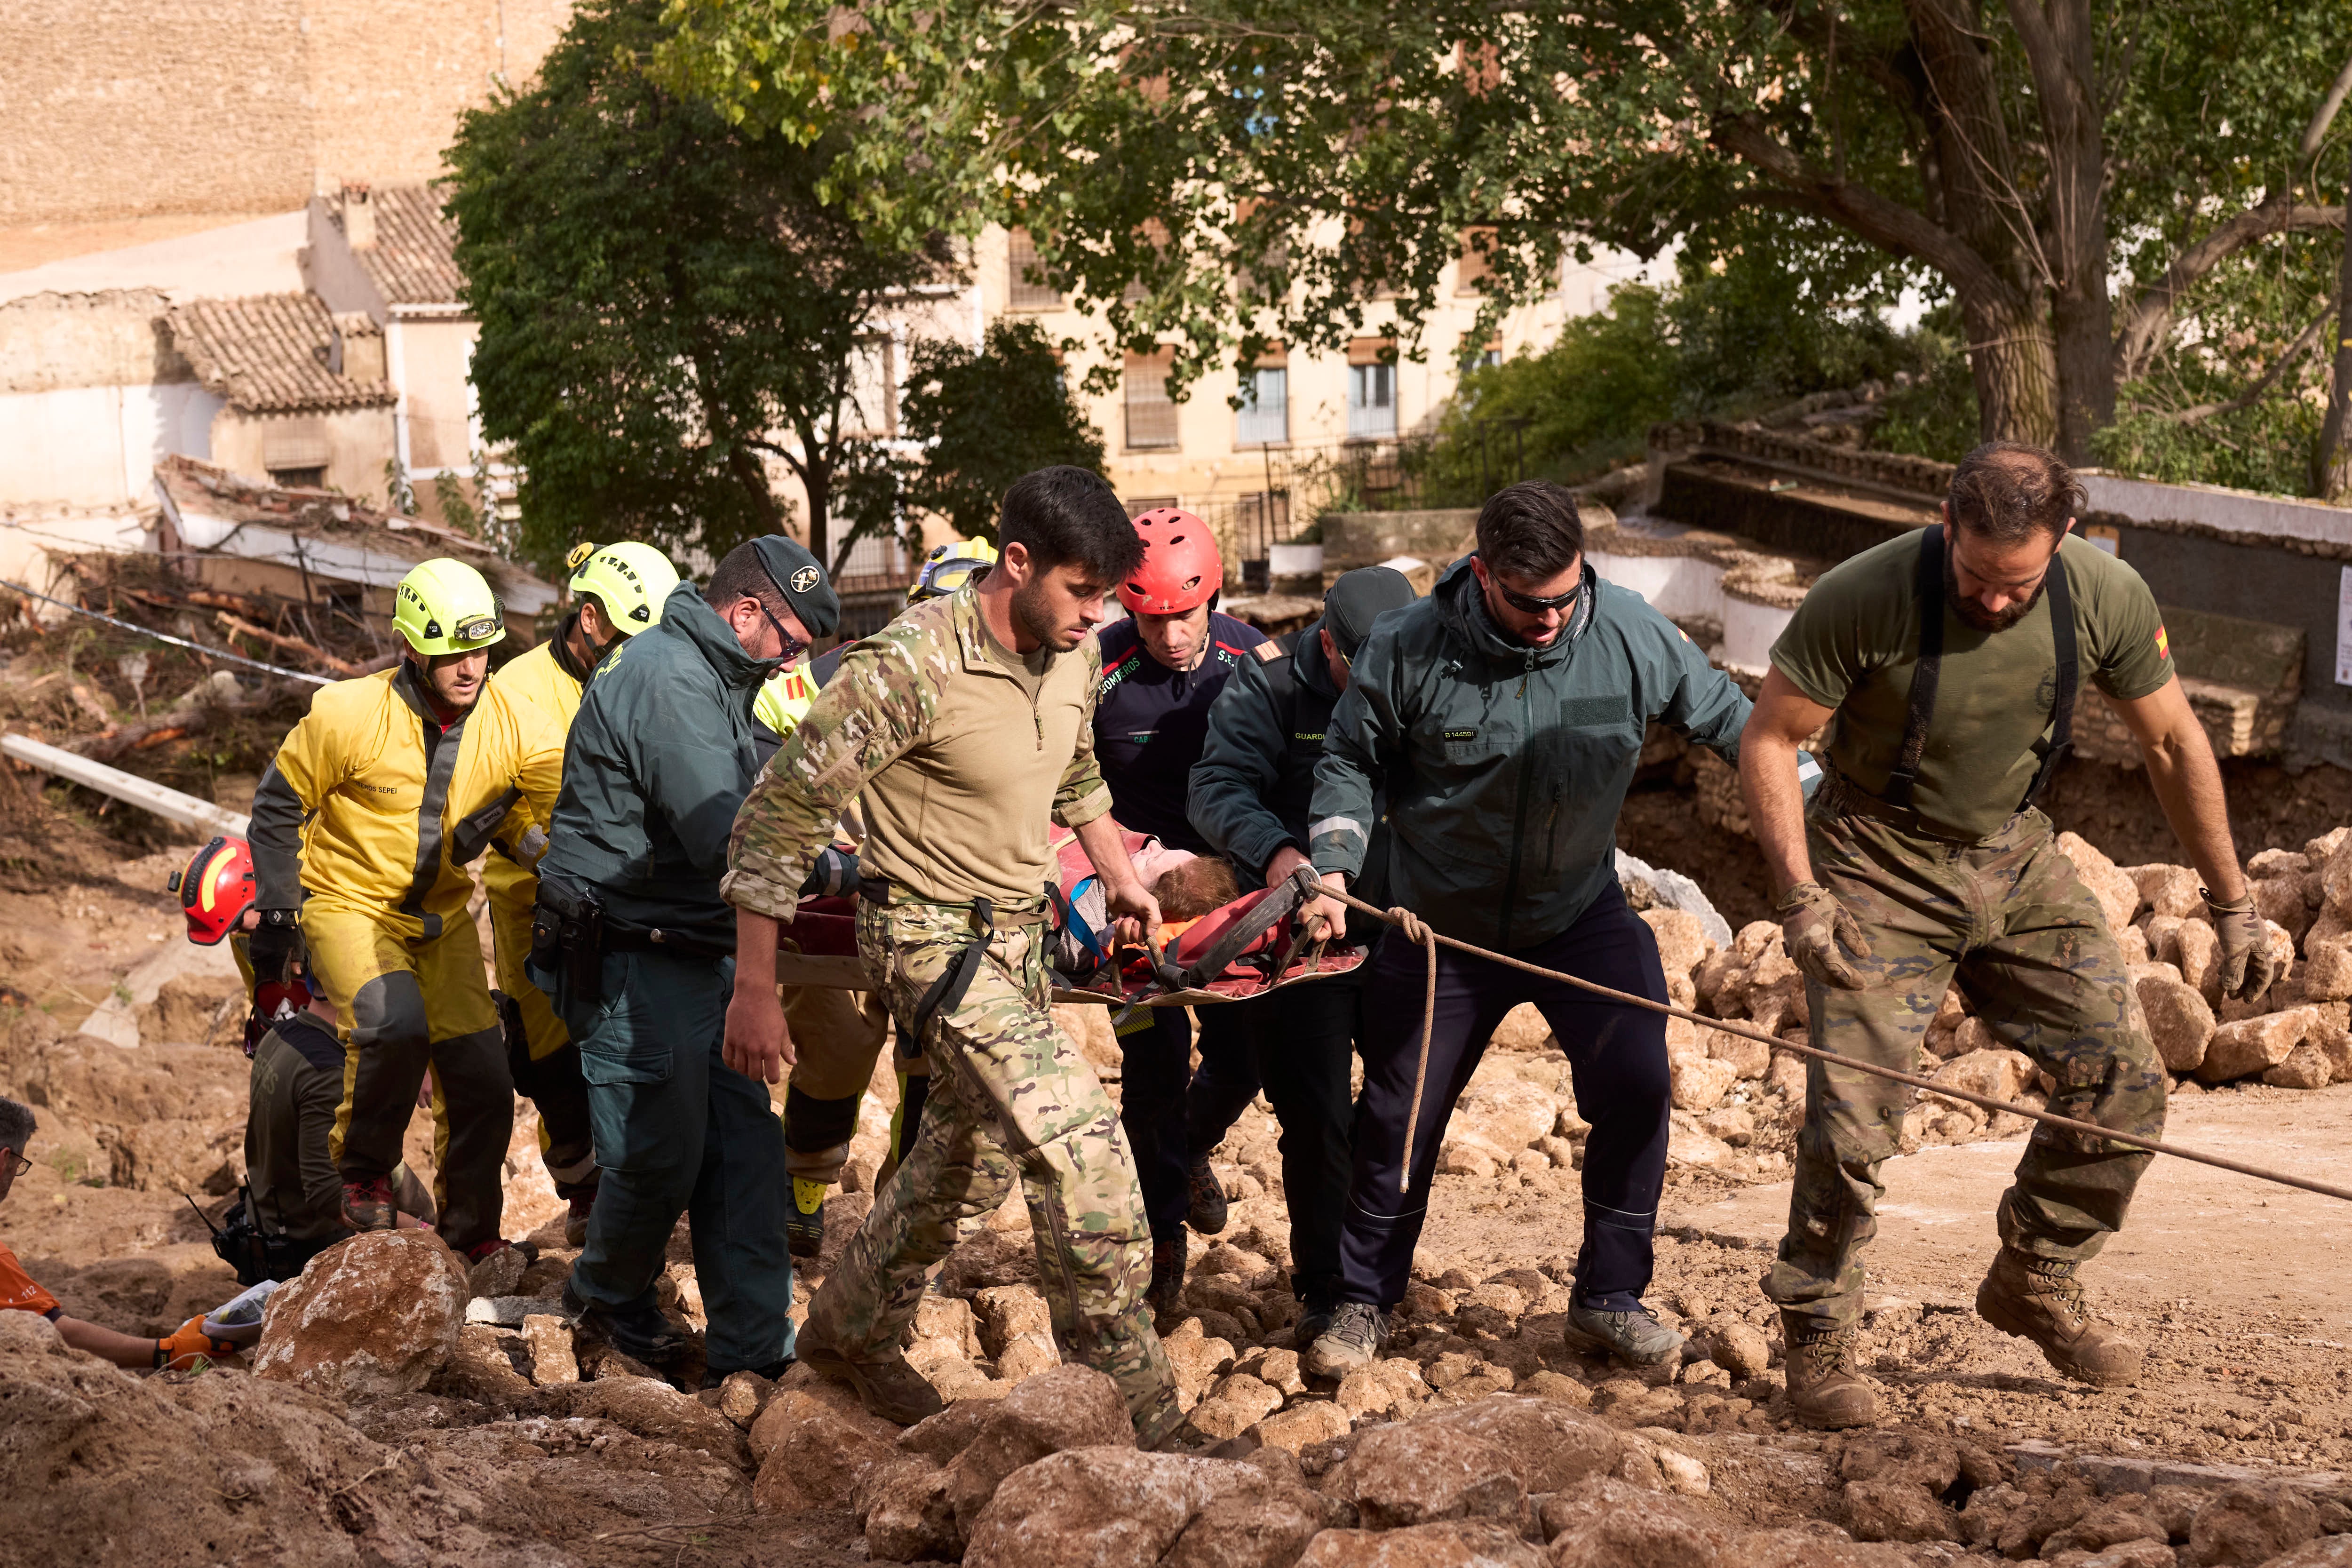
1776, 880, 1873, 991
2204, 890, 2277, 1003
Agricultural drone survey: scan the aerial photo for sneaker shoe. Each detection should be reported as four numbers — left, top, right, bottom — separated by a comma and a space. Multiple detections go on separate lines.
1562, 1300, 1685, 1367
561, 1277, 691, 1366
1303, 1300, 1392, 1379
798, 1323, 944, 1425
1291, 1291, 1339, 1352
1144, 1232, 1187, 1314
1185, 1155, 1229, 1235
1780, 1313, 1879, 1430
340, 1176, 396, 1233
1976, 1250, 2143, 1387
787, 1178, 828, 1259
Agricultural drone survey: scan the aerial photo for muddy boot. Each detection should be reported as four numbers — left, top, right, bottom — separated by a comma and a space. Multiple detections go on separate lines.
1975, 1250, 2143, 1387
797, 1322, 944, 1426
1144, 1232, 1187, 1314
1185, 1155, 1229, 1236
1780, 1313, 1879, 1430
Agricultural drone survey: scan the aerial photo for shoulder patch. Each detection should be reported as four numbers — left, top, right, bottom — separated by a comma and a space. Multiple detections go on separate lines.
1253, 643, 1288, 664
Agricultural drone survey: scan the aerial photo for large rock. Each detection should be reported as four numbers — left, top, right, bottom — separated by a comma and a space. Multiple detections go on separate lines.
1412, 1395, 1621, 1493
861, 1456, 962, 1561
1252, 1399, 1352, 1454
750, 1381, 906, 1511
942, 1363, 1136, 1535
1296, 1520, 1542, 1568
2302, 939, 2352, 1003
2136, 976, 2216, 1073
2175, 920, 2222, 998
252, 1230, 469, 1400
2323, 835, 2352, 918
1927, 1048, 2037, 1108
1452, 1077, 1558, 1155
553, 1375, 752, 1465
1669, 1056, 1738, 1114
2185, 1483, 2318, 1566
2251, 876, 2311, 944
963, 1447, 1323, 1568
1639, 907, 1715, 983
2261, 1043, 2332, 1090
2198, 1006, 2323, 1083
1542, 1476, 1734, 1567
2126, 863, 2203, 920
2058, 833, 2140, 933
1701, 1027, 1770, 1081
1337, 1421, 1523, 1530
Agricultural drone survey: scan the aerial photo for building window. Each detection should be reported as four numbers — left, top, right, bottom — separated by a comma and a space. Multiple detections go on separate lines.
1007, 229, 1062, 310
1348, 362, 1397, 439
1125, 495, 1180, 517
268, 465, 328, 490
1236, 364, 1288, 446
1124, 351, 1180, 449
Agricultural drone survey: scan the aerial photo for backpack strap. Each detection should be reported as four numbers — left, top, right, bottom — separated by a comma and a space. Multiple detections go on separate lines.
1882, 526, 1945, 812
2018, 547, 2078, 808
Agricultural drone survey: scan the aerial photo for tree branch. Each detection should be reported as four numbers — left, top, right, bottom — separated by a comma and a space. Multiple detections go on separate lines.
2144, 302, 2333, 425
2299, 50, 2352, 159
2112, 202, 2346, 381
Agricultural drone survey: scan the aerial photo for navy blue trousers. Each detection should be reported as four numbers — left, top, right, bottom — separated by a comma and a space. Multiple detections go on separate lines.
1340, 885, 1672, 1310
1120, 1003, 1249, 1244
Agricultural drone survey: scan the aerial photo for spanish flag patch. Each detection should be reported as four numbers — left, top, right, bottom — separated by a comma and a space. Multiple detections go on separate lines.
2155, 623, 2170, 661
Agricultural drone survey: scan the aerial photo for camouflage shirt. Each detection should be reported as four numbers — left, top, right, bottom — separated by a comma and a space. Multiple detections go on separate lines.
723, 585, 1113, 923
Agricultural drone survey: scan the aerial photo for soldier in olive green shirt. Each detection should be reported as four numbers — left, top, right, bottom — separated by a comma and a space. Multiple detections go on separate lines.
1739, 442, 2272, 1433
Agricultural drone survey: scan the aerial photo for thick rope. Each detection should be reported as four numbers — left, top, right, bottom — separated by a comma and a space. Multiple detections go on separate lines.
1318, 883, 2352, 1207
1390, 905, 1438, 1195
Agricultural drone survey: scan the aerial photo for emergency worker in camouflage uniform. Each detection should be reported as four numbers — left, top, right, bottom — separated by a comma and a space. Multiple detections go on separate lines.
1742, 441, 2275, 1430
721, 467, 1179, 1441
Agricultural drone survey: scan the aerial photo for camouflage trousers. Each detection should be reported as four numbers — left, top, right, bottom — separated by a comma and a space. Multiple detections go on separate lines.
1764, 795, 2167, 1331
804, 895, 1178, 1444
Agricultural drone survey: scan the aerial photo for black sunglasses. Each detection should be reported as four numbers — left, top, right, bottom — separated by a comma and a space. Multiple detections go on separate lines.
1494, 578, 1582, 615
755, 601, 807, 664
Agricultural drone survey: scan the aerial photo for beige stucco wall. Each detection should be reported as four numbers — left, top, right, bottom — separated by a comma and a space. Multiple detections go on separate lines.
0, 0, 574, 232
390, 315, 479, 472
208, 405, 398, 502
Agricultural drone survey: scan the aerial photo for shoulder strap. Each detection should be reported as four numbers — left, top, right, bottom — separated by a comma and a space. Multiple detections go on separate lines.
1883, 526, 1945, 811
1252, 641, 1287, 664
2019, 545, 2078, 808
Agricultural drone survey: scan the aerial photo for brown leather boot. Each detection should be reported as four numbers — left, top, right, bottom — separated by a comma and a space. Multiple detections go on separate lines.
1780, 1313, 1879, 1430
1975, 1250, 2143, 1387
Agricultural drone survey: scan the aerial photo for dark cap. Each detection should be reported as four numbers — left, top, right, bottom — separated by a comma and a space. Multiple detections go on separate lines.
752, 536, 841, 639
1322, 565, 1417, 660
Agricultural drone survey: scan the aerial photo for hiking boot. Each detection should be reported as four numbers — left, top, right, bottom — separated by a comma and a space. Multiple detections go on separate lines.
1976, 1250, 2143, 1387
1303, 1301, 1391, 1379
561, 1278, 691, 1366
1185, 1155, 1229, 1235
798, 1323, 944, 1425
1292, 1291, 1339, 1352
1562, 1300, 1685, 1368
1145, 1232, 1187, 1314
787, 1178, 829, 1260
341, 1176, 396, 1233
558, 1178, 598, 1249
1781, 1313, 1879, 1430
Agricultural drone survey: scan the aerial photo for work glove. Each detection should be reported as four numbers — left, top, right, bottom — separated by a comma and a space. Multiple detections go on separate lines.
153, 1315, 237, 1371
246, 914, 302, 985
1776, 880, 1873, 991
2204, 890, 2278, 1003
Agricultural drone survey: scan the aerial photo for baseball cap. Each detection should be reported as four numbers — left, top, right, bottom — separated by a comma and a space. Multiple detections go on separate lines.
751, 536, 842, 640
1321, 566, 1417, 660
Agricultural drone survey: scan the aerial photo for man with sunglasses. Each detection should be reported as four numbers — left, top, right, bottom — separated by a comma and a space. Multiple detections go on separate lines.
533, 536, 837, 1385
1299, 481, 1751, 1378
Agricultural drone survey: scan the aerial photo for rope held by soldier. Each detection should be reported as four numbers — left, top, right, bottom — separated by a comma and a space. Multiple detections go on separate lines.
1390, 905, 1438, 1196
1314, 882, 2352, 1208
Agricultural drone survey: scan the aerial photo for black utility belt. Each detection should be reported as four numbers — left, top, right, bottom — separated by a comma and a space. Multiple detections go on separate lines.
858, 876, 1050, 926
600, 925, 733, 960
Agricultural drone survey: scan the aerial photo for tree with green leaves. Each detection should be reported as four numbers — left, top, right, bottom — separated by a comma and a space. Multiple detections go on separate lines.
663, 1, 2350, 468
445, 0, 950, 573
893, 321, 1107, 542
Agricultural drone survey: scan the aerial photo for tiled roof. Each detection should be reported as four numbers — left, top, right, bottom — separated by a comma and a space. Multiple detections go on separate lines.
167, 293, 397, 414
358, 184, 466, 307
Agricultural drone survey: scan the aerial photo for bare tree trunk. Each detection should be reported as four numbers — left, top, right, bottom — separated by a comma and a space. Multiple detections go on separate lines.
2009, 0, 2114, 462
2316, 153, 2352, 500
1961, 291, 2061, 448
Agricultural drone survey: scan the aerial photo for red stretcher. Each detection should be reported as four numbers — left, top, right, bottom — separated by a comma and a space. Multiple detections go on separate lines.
770, 830, 1368, 1007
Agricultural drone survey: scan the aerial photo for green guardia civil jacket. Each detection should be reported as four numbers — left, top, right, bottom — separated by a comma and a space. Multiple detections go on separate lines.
1309, 556, 1749, 951
540, 582, 775, 943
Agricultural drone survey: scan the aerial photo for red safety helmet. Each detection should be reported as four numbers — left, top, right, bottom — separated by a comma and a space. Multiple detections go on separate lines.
1119, 507, 1224, 616
170, 836, 256, 946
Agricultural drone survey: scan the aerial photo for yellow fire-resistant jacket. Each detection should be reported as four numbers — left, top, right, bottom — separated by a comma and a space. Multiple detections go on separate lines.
249, 660, 565, 940
478, 637, 597, 913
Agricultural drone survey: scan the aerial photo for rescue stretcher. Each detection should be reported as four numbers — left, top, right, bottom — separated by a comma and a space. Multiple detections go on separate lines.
770, 829, 1369, 1007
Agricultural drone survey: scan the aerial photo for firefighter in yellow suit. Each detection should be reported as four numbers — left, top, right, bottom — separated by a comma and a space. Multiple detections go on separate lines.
482, 541, 681, 1245
758, 539, 996, 1256
247, 558, 564, 1264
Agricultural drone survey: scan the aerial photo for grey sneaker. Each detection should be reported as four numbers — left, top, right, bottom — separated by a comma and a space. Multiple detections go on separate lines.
1303, 1301, 1391, 1379
1562, 1300, 1685, 1367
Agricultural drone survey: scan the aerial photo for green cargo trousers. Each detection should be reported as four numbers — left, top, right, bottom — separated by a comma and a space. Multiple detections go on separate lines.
1764, 789, 2168, 1330
805, 896, 1179, 1445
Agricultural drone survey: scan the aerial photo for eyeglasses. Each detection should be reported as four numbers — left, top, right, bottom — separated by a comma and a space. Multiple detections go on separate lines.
2, 1149, 30, 1178
1494, 579, 1581, 615
755, 600, 807, 664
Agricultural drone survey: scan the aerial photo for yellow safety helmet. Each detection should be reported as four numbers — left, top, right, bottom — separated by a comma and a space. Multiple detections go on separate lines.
906, 537, 1000, 605
564, 540, 680, 635
393, 558, 505, 657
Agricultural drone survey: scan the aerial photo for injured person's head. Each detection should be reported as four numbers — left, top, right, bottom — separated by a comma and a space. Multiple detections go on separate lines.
1152, 854, 1240, 921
